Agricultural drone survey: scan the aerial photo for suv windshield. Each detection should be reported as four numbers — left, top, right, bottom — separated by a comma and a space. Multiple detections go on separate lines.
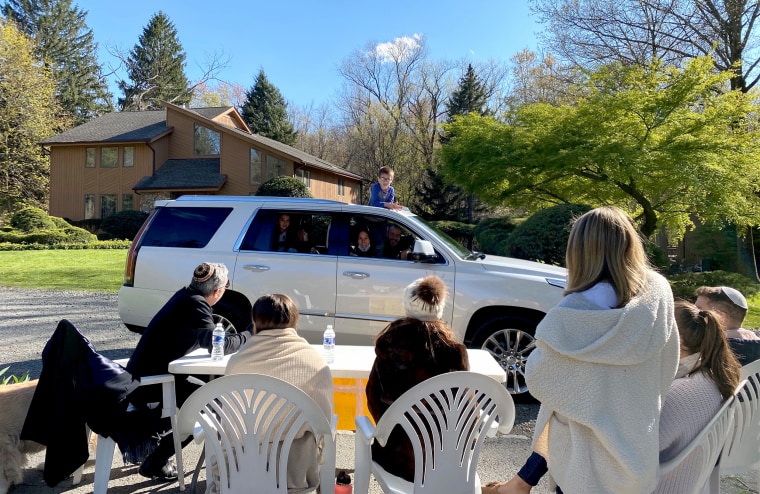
406, 215, 471, 258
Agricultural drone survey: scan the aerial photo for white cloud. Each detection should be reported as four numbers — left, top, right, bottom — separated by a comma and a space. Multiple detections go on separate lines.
374, 34, 423, 63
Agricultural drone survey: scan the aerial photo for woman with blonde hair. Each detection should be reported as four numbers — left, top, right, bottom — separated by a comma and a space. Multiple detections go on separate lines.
485, 206, 679, 494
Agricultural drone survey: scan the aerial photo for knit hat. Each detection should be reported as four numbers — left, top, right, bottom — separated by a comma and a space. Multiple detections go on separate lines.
404, 275, 447, 321
720, 286, 748, 310
193, 262, 215, 283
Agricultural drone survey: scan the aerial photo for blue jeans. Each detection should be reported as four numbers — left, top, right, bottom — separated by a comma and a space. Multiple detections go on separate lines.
517, 452, 563, 494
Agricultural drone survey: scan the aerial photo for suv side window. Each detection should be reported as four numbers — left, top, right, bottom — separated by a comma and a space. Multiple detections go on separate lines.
140, 207, 232, 248
241, 210, 334, 254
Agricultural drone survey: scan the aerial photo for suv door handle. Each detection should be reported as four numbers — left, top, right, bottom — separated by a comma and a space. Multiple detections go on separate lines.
244, 264, 270, 272
343, 271, 369, 279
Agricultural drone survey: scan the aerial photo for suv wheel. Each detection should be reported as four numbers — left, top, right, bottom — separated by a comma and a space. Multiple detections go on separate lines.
471, 316, 538, 395
213, 300, 250, 334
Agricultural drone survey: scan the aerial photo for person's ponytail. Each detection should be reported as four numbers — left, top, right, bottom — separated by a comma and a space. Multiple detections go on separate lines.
675, 301, 741, 400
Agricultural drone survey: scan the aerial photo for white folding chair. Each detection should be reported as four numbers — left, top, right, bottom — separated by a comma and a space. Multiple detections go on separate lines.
720, 359, 760, 492
177, 373, 337, 494
92, 362, 184, 493
657, 385, 739, 494
354, 371, 515, 494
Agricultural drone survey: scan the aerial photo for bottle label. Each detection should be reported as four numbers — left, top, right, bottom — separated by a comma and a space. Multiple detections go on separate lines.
323, 336, 335, 346
213, 334, 224, 344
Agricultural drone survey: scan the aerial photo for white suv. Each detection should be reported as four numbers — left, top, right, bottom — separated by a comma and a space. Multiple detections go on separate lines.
118, 196, 566, 394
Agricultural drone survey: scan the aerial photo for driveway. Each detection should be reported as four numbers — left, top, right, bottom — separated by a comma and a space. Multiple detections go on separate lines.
1, 287, 755, 493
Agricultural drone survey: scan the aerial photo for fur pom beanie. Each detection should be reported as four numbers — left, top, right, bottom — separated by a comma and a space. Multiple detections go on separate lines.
404, 275, 447, 321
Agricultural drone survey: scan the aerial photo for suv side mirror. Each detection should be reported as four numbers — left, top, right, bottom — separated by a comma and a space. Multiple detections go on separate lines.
409, 240, 438, 263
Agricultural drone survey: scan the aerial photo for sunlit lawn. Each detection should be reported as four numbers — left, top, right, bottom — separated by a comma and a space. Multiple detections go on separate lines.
0, 249, 127, 292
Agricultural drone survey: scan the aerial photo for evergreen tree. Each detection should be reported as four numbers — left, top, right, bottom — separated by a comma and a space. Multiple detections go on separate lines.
445, 64, 489, 118
417, 64, 490, 222
118, 11, 191, 111
240, 69, 296, 145
2, 0, 111, 125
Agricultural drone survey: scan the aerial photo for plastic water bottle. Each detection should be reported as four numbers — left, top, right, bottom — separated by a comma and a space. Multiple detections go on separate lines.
211, 322, 225, 361
323, 324, 335, 364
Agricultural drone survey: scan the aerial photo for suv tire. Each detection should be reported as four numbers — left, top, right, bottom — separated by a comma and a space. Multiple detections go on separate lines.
213, 299, 251, 334
471, 315, 539, 395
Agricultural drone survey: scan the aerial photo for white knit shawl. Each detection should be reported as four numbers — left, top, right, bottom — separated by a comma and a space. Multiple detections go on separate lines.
526, 271, 679, 494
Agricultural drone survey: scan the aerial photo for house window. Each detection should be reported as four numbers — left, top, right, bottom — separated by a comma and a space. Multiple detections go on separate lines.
250, 148, 262, 185
84, 194, 95, 219
194, 123, 220, 155
122, 194, 134, 211
265, 154, 288, 181
337, 178, 345, 196
101, 147, 118, 168
100, 194, 117, 219
295, 168, 311, 187
85, 148, 95, 168
123, 147, 134, 167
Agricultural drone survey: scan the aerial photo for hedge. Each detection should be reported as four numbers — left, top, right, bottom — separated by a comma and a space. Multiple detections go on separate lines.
0, 240, 131, 251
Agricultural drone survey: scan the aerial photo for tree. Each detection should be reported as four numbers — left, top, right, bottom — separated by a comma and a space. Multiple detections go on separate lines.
118, 11, 191, 111
0, 20, 60, 213
529, 0, 760, 92
445, 64, 489, 118
440, 57, 760, 240
255, 176, 312, 198
239, 69, 296, 145
189, 80, 246, 108
2, 0, 112, 125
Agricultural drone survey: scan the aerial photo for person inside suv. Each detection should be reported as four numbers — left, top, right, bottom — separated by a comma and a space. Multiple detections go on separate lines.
383, 224, 413, 260
272, 213, 298, 252
126, 262, 253, 480
350, 228, 375, 257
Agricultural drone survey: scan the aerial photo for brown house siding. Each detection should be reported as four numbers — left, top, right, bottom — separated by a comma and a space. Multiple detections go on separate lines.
46, 105, 364, 221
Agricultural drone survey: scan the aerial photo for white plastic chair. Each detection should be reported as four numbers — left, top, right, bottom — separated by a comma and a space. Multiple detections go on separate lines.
92, 366, 184, 493
657, 385, 739, 494
720, 359, 760, 491
177, 373, 337, 494
354, 371, 515, 494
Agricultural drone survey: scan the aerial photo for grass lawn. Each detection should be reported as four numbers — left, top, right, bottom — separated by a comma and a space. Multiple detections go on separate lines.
0, 249, 127, 292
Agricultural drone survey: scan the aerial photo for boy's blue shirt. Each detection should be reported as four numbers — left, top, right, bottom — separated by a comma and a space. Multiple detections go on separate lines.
369, 181, 394, 208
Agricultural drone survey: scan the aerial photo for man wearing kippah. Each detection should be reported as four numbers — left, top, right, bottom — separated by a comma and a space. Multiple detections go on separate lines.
695, 285, 760, 365
126, 262, 253, 480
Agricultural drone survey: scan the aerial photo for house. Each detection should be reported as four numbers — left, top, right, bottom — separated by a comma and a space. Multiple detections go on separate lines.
41, 103, 364, 220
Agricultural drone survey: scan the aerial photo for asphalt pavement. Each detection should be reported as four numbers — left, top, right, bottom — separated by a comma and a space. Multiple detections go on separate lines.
2, 287, 756, 494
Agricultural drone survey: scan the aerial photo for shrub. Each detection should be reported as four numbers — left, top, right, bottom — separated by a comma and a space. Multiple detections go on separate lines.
50, 216, 71, 229
505, 203, 592, 265
69, 218, 103, 234
430, 221, 475, 250
473, 217, 518, 257
256, 176, 313, 198
101, 210, 150, 240
667, 270, 760, 301
10, 206, 56, 232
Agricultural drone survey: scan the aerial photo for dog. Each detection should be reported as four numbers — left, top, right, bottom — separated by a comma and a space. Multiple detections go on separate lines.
0, 380, 93, 494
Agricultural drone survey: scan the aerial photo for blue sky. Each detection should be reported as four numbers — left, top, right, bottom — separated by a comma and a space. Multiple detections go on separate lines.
75, 0, 542, 109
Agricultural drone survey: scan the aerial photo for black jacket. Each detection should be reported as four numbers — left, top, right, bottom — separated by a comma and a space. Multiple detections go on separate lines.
21, 320, 140, 486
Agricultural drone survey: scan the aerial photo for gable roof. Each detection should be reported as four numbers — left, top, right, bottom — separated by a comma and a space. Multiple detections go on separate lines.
41, 110, 171, 144
173, 104, 364, 181
133, 158, 226, 191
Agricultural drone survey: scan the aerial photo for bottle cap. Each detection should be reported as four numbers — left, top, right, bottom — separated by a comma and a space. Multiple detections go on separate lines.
336, 470, 351, 485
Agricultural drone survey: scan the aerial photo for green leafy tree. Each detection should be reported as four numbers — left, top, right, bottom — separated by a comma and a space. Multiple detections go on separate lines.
0, 20, 59, 213
118, 11, 190, 111
240, 69, 297, 145
418, 64, 489, 222
2, 0, 111, 125
440, 57, 760, 240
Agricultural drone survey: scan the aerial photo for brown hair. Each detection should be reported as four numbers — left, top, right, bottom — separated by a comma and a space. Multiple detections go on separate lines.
564, 206, 650, 307
675, 301, 741, 400
695, 286, 748, 327
251, 294, 299, 332
374, 317, 462, 362
378, 166, 394, 178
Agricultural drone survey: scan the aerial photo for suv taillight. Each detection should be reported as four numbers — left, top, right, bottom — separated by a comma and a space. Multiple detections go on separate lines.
123, 210, 158, 286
